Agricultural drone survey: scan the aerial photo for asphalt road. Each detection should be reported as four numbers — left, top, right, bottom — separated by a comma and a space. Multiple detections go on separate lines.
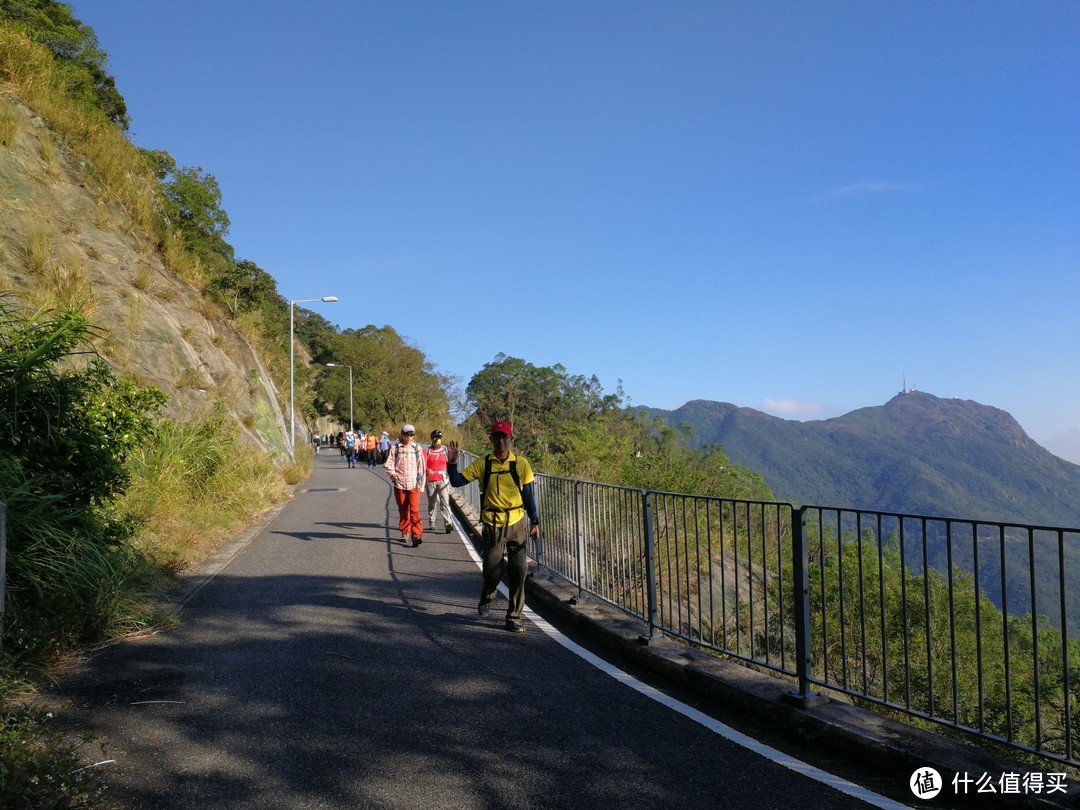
57, 451, 895, 809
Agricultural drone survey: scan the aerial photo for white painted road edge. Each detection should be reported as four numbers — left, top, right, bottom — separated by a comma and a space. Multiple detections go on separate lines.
453, 517, 912, 810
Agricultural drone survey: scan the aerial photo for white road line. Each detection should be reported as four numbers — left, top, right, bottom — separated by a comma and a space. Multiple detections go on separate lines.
452, 517, 911, 810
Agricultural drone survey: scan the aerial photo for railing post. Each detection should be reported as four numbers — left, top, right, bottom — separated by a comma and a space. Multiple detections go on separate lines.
573, 480, 587, 600
787, 505, 825, 706
532, 478, 544, 567
641, 490, 662, 642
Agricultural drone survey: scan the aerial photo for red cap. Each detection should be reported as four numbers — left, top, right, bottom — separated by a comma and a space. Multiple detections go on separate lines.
490, 420, 513, 436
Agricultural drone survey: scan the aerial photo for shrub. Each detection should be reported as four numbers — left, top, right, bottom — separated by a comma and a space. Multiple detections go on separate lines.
0, 705, 106, 809
0, 298, 166, 663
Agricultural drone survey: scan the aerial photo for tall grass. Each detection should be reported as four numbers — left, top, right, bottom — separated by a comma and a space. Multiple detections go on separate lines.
119, 403, 289, 574
0, 458, 155, 665
0, 105, 16, 148
19, 227, 51, 277
0, 27, 205, 290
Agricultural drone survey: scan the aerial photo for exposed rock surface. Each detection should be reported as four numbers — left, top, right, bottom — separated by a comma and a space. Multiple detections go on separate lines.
0, 95, 288, 456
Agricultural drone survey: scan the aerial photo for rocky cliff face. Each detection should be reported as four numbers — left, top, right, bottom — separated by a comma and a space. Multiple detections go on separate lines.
0, 94, 288, 456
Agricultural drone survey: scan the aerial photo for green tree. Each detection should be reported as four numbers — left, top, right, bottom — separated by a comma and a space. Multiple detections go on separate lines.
208, 258, 280, 318
160, 164, 232, 262
315, 326, 451, 433
0, 298, 166, 662
139, 146, 176, 181
0, 0, 129, 127
464, 354, 623, 466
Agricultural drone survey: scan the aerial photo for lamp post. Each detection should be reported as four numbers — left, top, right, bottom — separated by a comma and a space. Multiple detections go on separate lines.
289, 295, 338, 458
325, 363, 353, 432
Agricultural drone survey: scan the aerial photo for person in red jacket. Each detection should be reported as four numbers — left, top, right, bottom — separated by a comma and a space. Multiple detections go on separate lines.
425, 430, 453, 533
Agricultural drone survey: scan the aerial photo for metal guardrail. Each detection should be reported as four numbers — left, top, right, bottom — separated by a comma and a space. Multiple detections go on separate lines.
454, 447, 1080, 766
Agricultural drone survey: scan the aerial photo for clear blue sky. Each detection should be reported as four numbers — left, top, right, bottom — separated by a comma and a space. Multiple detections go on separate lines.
68, 1, 1080, 462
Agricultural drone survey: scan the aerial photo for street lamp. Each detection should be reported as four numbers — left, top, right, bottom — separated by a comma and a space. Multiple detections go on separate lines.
289, 295, 338, 457
324, 363, 353, 432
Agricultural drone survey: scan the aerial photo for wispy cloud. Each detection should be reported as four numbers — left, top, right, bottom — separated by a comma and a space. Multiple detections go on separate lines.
811, 181, 927, 203
761, 398, 828, 419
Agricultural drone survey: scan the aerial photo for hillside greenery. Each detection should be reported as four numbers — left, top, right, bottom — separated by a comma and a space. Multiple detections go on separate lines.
456, 354, 772, 500
0, 0, 127, 128
650, 395, 1080, 527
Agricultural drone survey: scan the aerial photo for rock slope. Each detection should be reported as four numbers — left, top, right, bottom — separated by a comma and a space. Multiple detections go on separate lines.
0, 94, 288, 456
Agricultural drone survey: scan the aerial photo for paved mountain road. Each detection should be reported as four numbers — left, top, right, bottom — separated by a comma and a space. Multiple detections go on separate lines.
57, 453, 893, 809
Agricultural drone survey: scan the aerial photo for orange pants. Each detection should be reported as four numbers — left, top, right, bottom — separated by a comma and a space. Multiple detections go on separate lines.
393, 487, 423, 539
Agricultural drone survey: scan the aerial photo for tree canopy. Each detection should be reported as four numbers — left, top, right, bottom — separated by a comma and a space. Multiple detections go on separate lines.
0, 0, 129, 127
458, 354, 770, 499
313, 325, 453, 434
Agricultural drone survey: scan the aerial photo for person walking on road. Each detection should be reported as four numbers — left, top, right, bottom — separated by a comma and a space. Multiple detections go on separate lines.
446, 420, 540, 633
385, 424, 426, 546
363, 430, 379, 468
344, 429, 357, 467
424, 430, 454, 533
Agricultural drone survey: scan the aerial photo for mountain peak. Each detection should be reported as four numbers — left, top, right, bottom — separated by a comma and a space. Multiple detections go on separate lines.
885, 390, 1031, 449
648, 395, 1077, 526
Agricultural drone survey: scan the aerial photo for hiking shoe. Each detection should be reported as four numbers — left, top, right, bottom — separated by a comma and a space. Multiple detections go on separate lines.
504, 619, 525, 634
445, 524, 453, 533
412, 536, 422, 547
477, 603, 491, 618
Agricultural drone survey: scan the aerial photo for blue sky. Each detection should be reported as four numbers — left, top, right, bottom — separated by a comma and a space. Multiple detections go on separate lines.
68, 1, 1080, 462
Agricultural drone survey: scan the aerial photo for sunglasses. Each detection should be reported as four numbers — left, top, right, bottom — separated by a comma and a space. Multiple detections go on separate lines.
402, 431, 415, 436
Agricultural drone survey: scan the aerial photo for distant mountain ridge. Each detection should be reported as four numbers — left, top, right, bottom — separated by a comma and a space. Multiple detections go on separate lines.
645, 391, 1080, 528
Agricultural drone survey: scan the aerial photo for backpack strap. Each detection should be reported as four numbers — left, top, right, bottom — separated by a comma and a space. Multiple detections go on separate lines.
480, 455, 494, 504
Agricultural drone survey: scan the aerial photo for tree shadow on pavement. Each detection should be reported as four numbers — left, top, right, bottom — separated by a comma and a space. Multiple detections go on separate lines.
49, 567, 863, 810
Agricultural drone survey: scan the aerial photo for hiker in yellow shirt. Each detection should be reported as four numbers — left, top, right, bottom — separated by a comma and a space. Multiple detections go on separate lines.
446, 420, 540, 633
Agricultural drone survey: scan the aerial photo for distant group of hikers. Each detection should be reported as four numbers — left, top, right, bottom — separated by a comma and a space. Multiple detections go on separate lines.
312, 429, 390, 468
311, 420, 541, 634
